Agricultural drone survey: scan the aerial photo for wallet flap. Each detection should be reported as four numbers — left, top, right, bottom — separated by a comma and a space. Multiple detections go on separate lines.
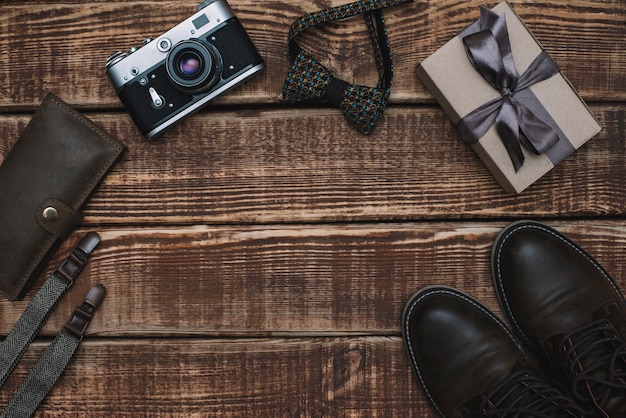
36, 199, 82, 240
0, 94, 125, 300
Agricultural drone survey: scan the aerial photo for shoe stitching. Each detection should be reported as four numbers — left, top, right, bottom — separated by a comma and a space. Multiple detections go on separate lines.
403, 287, 518, 418
493, 222, 623, 350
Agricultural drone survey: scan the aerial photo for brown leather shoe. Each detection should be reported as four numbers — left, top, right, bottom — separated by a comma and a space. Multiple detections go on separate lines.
492, 220, 626, 417
402, 286, 583, 417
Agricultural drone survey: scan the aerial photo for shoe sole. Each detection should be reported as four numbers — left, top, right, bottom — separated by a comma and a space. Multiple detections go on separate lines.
490, 219, 626, 350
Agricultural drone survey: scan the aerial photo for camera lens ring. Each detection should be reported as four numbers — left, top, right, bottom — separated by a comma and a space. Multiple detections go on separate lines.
165, 40, 221, 93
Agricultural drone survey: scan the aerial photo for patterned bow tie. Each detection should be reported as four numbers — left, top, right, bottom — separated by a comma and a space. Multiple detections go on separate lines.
282, 0, 413, 135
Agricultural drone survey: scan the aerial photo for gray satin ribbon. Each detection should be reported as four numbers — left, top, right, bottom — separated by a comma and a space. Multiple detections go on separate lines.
457, 7, 573, 171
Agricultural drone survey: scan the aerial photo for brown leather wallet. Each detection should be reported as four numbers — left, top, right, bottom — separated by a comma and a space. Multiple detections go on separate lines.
0, 94, 125, 300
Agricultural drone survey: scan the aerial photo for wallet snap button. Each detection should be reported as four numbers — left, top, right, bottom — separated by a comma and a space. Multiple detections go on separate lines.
42, 206, 59, 222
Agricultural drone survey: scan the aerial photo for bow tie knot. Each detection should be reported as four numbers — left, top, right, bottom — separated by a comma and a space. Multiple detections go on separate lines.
282, 49, 390, 134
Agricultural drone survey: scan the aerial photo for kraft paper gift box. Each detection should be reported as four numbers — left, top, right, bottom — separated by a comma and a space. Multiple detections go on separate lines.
416, 1, 601, 193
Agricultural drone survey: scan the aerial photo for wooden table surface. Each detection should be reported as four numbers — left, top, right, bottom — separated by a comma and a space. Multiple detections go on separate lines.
1, 0, 625, 416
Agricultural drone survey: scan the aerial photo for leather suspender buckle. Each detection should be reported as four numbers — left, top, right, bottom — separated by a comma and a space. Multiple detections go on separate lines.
63, 284, 106, 340
53, 232, 101, 286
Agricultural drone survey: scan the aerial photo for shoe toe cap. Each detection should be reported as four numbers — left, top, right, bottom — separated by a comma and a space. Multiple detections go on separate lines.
492, 221, 626, 347
403, 287, 522, 416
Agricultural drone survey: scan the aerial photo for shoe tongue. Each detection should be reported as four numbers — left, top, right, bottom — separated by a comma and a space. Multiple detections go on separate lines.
463, 358, 581, 417
461, 358, 525, 412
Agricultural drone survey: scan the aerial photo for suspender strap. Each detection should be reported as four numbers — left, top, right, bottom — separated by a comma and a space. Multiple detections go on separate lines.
286, 0, 403, 91
1, 285, 106, 418
0, 232, 100, 387
287, 0, 412, 39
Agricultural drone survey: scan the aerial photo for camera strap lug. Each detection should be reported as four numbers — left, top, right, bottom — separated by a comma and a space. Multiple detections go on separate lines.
149, 87, 165, 108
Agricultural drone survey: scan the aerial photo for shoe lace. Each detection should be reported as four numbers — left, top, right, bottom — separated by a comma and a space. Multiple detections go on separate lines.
559, 319, 626, 409
478, 371, 584, 417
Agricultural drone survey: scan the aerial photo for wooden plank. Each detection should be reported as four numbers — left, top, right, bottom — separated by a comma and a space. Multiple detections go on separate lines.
0, 0, 624, 109
0, 105, 624, 224
0, 337, 431, 417
0, 1, 624, 416
3, 221, 626, 336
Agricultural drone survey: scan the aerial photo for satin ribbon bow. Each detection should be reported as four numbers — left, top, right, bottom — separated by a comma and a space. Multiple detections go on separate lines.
457, 7, 561, 171
282, 0, 413, 135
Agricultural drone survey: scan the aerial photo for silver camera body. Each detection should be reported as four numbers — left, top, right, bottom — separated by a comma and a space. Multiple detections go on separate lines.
106, 0, 265, 139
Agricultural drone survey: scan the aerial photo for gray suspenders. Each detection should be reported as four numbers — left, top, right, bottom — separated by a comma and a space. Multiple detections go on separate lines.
0, 233, 105, 417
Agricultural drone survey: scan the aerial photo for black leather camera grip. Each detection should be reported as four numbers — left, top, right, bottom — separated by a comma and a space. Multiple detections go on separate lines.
0, 94, 124, 300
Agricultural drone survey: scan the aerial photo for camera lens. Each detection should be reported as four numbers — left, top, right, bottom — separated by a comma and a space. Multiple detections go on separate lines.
178, 52, 202, 77
166, 40, 221, 93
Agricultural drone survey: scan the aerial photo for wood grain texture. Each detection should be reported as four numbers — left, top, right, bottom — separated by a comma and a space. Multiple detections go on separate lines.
1, 104, 624, 224
0, 338, 428, 418
0, 0, 625, 416
0, 0, 624, 109
2, 221, 626, 337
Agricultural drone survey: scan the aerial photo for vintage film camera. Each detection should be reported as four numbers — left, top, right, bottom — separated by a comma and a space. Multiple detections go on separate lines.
106, 0, 265, 139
